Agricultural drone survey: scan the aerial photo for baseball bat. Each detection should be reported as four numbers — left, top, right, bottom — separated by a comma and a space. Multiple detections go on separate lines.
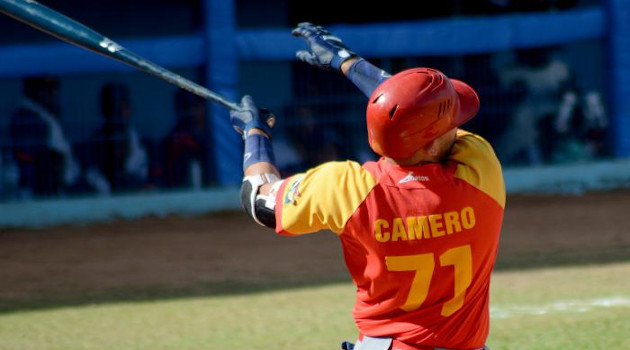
0, 0, 242, 111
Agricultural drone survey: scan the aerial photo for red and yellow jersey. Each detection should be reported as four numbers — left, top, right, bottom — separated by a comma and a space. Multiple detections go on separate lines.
274, 130, 505, 349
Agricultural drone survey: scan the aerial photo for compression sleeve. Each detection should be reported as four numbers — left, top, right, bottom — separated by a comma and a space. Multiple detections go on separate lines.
243, 133, 275, 170
346, 58, 392, 98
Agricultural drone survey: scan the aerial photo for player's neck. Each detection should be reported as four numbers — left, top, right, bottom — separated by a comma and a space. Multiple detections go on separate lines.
386, 154, 440, 167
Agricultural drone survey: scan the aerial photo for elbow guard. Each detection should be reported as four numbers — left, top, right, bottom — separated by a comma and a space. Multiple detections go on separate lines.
240, 173, 281, 228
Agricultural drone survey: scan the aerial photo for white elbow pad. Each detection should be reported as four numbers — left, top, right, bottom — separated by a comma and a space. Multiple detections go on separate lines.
240, 173, 281, 227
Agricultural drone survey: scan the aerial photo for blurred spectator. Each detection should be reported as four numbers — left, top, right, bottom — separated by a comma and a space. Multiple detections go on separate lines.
494, 46, 608, 166
284, 103, 348, 171
8, 76, 81, 199
84, 82, 148, 195
552, 84, 608, 163
493, 47, 574, 165
160, 89, 213, 189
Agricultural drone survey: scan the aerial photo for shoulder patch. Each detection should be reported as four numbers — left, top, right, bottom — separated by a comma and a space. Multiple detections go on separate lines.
284, 175, 304, 205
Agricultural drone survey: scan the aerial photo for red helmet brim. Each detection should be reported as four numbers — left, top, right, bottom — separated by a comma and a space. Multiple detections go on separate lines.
451, 78, 480, 127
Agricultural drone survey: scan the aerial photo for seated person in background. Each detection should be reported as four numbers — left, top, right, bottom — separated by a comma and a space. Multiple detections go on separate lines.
84, 82, 148, 195
160, 89, 213, 189
552, 84, 608, 163
9, 76, 81, 199
284, 103, 345, 171
493, 47, 572, 165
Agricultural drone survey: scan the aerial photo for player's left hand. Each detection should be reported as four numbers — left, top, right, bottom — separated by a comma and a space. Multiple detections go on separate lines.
230, 95, 276, 139
292, 22, 357, 72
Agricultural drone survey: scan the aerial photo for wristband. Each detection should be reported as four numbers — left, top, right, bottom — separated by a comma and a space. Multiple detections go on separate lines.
243, 133, 276, 170
243, 120, 273, 140
331, 49, 355, 71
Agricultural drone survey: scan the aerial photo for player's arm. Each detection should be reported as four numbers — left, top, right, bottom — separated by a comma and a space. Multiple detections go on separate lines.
292, 22, 391, 97
230, 95, 282, 229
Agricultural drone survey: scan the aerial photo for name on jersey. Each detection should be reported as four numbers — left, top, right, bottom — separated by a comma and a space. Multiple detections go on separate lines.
374, 206, 476, 243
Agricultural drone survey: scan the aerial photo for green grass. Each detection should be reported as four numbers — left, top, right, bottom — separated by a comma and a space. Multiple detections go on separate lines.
1, 263, 629, 350
487, 262, 630, 350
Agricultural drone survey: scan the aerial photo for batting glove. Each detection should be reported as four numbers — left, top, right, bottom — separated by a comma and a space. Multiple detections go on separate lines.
292, 22, 357, 72
230, 95, 276, 139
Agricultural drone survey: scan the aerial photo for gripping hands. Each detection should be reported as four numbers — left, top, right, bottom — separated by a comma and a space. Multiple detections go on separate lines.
292, 22, 357, 72
230, 95, 276, 139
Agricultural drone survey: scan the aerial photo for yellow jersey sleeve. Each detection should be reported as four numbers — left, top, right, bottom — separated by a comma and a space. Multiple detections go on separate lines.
450, 129, 506, 208
275, 161, 379, 235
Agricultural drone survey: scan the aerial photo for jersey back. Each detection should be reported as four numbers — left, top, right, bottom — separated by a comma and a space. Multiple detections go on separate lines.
275, 130, 505, 349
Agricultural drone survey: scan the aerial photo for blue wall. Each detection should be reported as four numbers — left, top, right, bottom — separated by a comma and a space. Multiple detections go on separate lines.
0, 7, 607, 75
607, 0, 630, 157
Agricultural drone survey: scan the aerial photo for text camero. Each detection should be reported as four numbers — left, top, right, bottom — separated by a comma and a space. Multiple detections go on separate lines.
374, 207, 476, 243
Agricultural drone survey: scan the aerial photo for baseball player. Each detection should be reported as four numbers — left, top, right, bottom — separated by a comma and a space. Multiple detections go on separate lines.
230, 22, 505, 350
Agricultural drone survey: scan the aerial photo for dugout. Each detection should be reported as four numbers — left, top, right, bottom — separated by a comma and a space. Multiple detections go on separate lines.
0, 0, 628, 227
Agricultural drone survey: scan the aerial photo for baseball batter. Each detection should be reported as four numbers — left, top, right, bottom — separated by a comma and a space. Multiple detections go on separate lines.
229, 23, 505, 350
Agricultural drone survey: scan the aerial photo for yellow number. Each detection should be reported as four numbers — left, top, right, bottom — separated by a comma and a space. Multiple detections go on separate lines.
439, 245, 472, 316
385, 245, 473, 316
385, 253, 434, 312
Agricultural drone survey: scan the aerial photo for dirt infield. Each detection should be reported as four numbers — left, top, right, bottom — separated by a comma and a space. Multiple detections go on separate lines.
1, 189, 629, 310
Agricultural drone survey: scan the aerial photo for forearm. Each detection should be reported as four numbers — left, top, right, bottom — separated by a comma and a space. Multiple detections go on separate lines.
239, 128, 281, 228
243, 130, 281, 195
341, 57, 391, 98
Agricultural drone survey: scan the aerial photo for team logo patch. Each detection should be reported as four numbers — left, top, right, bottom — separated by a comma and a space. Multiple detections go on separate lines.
284, 175, 304, 204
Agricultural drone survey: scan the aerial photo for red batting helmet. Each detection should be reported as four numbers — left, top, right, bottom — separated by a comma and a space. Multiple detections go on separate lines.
366, 68, 480, 159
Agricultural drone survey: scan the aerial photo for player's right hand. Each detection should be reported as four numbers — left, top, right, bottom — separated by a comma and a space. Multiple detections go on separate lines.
292, 22, 357, 72
230, 95, 275, 139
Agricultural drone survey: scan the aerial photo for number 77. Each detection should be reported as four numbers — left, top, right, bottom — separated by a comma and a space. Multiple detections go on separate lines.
385, 245, 472, 316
